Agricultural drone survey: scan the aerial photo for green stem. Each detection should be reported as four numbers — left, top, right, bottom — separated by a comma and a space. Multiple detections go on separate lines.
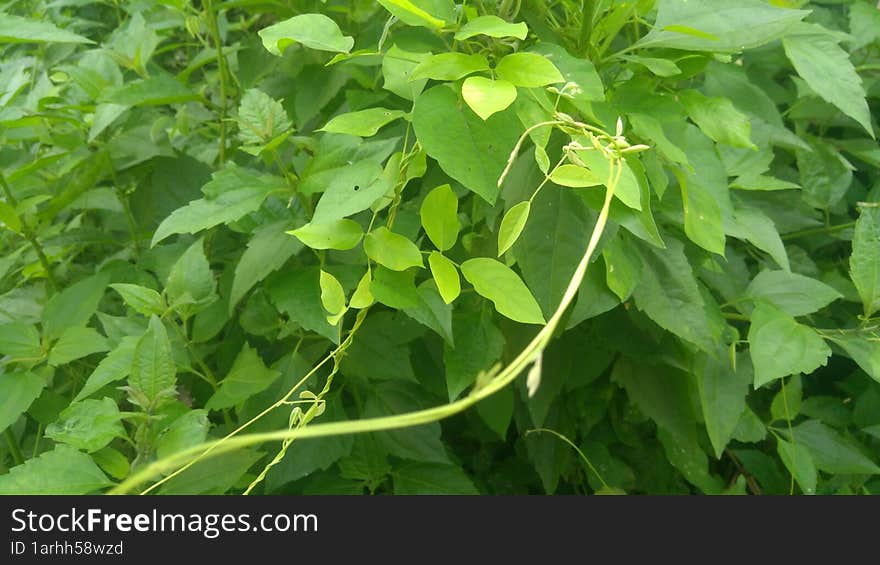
204, 0, 229, 164
0, 171, 57, 291
3, 429, 24, 466
781, 222, 856, 241
578, 0, 595, 57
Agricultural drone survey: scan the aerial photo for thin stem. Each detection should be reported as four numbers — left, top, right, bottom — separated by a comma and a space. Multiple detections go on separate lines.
0, 171, 57, 291
204, 0, 229, 164
781, 222, 856, 241
3, 429, 24, 466
526, 427, 609, 490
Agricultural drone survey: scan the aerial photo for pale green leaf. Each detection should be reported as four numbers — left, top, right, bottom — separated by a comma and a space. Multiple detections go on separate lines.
74, 336, 139, 402
311, 160, 390, 223
748, 303, 831, 388
410, 53, 490, 81
462, 77, 517, 121
428, 252, 460, 304
635, 0, 808, 52
166, 239, 216, 311
776, 438, 816, 494
258, 13, 354, 55
206, 344, 281, 410
0, 372, 44, 434
0, 13, 93, 44
375, 0, 450, 28
745, 270, 842, 317
42, 273, 109, 340
0, 323, 42, 359
319, 270, 347, 318
288, 219, 364, 250
783, 25, 873, 136
495, 53, 564, 88
129, 316, 177, 407
321, 108, 406, 137
572, 148, 641, 210
460, 258, 545, 325
850, 206, 880, 317
419, 184, 460, 251
497, 201, 530, 256
110, 283, 165, 317
679, 90, 755, 149
152, 165, 286, 246
549, 164, 602, 188
156, 410, 210, 460
455, 15, 528, 40
237, 88, 292, 145
364, 227, 424, 271
0, 445, 110, 494
45, 398, 124, 453
827, 333, 880, 383
349, 272, 374, 309
48, 326, 110, 367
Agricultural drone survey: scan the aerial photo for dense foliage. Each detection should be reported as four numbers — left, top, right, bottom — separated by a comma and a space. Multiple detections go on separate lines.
0, 0, 878, 495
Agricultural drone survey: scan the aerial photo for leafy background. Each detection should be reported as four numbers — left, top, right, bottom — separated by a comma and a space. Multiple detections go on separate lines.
0, 0, 878, 495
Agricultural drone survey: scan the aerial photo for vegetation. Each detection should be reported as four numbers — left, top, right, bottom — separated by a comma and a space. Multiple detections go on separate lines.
0, 0, 878, 495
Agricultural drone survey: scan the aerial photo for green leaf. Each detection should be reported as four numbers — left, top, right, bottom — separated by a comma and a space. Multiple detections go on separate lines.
850, 206, 880, 318
622, 55, 682, 77
516, 188, 592, 315
375, 0, 450, 29
770, 375, 802, 423
45, 398, 124, 453
0, 323, 42, 359
530, 43, 605, 102
319, 270, 347, 322
728, 206, 789, 272
635, 0, 807, 53
679, 90, 755, 149
461, 77, 517, 121
602, 236, 641, 301
364, 227, 424, 271
349, 271, 374, 309
231, 221, 302, 309
100, 74, 198, 106
311, 160, 390, 223
632, 238, 717, 352
444, 312, 504, 400
0, 372, 44, 434
364, 381, 449, 463
748, 303, 831, 388
549, 164, 602, 188
413, 85, 520, 204
269, 267, 337, 343
572, 148, 641, 210
497, 201, 530, 256
321, 108, 406, 137
455, 15, 528, 40
745, 270, 842, 317
166, 239, 216, 311
0, 13, 93, 44
206, 344, 281, 411
110, 283, 165, 317
156, 410, 210, 460
783, 25, 873, 136
419, 184, 460, 251
394, 462, 479, 494
0, 201, 21, 233
258, 13, 354, 55
790, 420, 880, 475
129, 316, 176, 408
410, 53, 490, 81
0, 445, 110, 495
152, 165, 286, 246
428, 252, 460, 304
826, 333, 880, 384
237, 88, 292, 145
795, 137, 853, 210
288, 219, 364, 251
74, 336, 139, 402
495, 53, 564, 88
461, 258, 545, 325
382, 44, 430, 101
48, 327, 110, 367
776, 438, 816, 495
42, 273, 109, 340
698, 352, 753, 458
